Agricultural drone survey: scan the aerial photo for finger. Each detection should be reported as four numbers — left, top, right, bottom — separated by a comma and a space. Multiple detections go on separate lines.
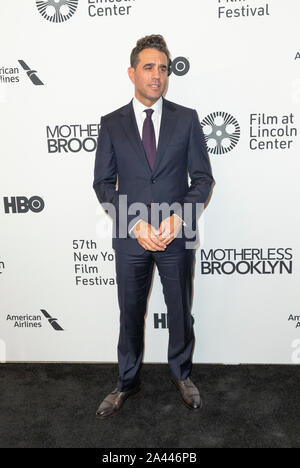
139, 230, 165, 248
163, 229, 176, 243
150, 233, 167, 248
146, 238, 166, 251
150, 241, 166, 251
157, 233, 169, 243
153, 239, 167, 249
138, 240, 156, 251
161, 230, 171, 239
150, 228, 160, 238
164, 236, 175, 245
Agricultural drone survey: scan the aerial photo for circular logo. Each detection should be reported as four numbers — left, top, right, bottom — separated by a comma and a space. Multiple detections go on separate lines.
29, 196, 45, 213
201, 112, 240, 155
171, 57, 190, 76
36, 0, 79, 23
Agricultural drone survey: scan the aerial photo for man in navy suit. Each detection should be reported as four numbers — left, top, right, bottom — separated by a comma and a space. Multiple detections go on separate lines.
94, 35, 214, 418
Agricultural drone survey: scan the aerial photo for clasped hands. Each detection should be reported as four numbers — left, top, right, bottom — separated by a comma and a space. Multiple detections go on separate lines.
133, 215, 183, 251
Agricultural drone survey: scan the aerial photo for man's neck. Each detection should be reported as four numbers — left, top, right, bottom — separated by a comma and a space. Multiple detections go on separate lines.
133, 96, 163, 109
134, 95, 162, 108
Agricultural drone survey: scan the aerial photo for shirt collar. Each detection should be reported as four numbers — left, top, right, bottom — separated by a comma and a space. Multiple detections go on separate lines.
133, 96, 163, 116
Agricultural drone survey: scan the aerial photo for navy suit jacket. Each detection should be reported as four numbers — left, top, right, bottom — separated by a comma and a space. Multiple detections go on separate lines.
93, 98, 214, 254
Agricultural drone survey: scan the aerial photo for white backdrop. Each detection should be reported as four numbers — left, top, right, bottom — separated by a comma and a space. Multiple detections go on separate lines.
1, 0, 300, 364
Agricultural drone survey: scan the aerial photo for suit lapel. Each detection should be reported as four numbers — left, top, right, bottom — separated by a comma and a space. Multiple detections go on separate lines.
153, 98, 178, 173
119, 98, 179, 174
120, 101, 152, 174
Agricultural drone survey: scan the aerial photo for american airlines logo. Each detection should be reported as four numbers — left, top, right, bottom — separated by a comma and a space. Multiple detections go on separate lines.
6, 309, 64, 330
40, 309, 64, 331
18, 60, 44, 86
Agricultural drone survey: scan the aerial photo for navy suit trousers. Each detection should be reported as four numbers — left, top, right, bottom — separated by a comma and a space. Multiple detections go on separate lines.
115, 246, 196, 392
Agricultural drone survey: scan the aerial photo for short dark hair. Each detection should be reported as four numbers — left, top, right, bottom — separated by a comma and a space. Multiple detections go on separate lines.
130, 34, 172, 75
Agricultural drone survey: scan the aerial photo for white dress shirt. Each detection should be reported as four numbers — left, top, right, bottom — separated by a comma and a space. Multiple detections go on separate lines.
129, 96, 184, 235
132, 96, 162, 146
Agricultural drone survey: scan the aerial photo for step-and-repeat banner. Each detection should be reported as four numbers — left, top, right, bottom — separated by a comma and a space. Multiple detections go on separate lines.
1, 0, 300, 364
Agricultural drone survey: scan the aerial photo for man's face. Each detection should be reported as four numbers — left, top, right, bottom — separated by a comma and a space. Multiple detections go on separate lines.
128, 48, 169, 107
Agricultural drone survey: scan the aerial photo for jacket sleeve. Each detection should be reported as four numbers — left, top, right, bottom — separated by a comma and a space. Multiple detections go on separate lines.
173, 110, 215, 227
93, 117, 139, 236
93, 117, 119, 210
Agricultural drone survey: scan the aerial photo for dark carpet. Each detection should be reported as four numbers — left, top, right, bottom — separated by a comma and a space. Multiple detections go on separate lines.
0, 363, 299, 448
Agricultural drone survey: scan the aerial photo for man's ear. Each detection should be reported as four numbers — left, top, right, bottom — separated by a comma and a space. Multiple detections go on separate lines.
128, 67, 135, 84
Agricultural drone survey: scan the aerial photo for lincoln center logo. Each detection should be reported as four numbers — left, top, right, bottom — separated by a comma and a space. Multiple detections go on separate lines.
201, 111, 240, 155
36, 0, 79, 23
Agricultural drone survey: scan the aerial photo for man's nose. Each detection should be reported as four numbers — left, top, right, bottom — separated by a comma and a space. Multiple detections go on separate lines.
152, 67, 161, 80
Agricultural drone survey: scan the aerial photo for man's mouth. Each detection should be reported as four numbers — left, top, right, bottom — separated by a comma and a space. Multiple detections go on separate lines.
149, 84, 160, 89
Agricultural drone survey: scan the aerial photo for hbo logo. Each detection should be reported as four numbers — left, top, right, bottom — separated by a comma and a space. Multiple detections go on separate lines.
171, 57, 190, 76
4, 196, 45, 214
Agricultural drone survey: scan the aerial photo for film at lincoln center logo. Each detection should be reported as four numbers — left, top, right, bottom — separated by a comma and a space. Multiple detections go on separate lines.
201, 111, 240, 155
36, 0, 79, 23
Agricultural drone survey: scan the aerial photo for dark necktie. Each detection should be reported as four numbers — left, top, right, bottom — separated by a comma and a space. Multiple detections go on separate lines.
142, 109, 156, 170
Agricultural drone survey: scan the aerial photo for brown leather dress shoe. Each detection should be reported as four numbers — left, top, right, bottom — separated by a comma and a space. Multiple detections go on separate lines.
171, 377, 202, 410
96, 385, 141, 419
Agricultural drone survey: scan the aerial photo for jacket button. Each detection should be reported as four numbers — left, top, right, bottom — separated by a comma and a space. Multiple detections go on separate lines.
151, 179, 156, 184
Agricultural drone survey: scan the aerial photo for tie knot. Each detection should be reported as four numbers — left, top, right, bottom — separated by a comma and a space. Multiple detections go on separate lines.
144, 109, 154, 119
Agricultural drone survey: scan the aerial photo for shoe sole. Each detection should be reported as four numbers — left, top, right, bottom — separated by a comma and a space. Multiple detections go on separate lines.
171, 379, 203, 411
95, 385, 141, 419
